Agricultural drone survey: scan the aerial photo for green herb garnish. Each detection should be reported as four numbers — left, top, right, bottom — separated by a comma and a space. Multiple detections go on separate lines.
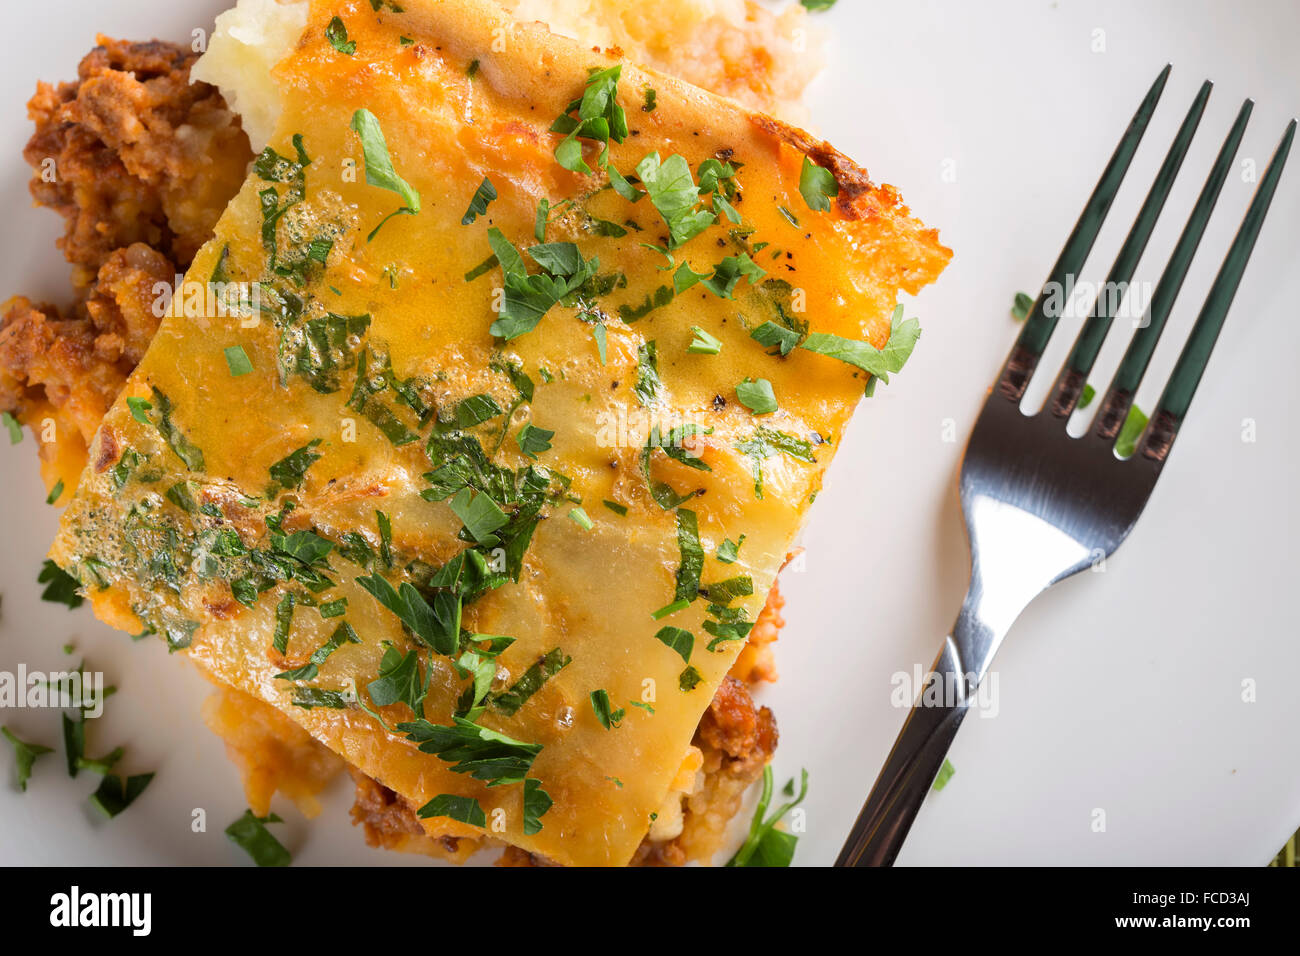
350, 108, 421, 239
269, 439, 322, 491
2, 411, 22, 444
550, 65, 629, 175
326, 16, 356, 55
1, 727, 53, 792
276, 621, 361, 681
224, 345, 254, 377
688, 326, 722, 355
461, 177, 498, 225
225, 809, 290, 866
515, 422, 554, 459
589, 689, 624, 729
736, 378, 778, 415
726, 766, 809, 866
1011, 291, 1033, 322
38, 559, 83, 609
636, 152, 716, 249
653, 625, 694, 663
1114, 403, 1149, 458
417, 793, 486, 827
716, 535, 745, 564
491, 648, 570, 716
798, 156, 838, 212
932, 758, 956, 792
800, 304, 921, 390
89, 772, 154, 818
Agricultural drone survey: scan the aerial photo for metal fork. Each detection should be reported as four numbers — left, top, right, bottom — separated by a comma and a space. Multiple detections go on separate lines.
836, 65, 1296, 867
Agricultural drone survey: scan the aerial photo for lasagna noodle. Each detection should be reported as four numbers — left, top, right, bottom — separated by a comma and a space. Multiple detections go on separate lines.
51, 0, 948, 866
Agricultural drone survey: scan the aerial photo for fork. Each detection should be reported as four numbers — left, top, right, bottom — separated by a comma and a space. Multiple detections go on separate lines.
836, 65, 1296, 867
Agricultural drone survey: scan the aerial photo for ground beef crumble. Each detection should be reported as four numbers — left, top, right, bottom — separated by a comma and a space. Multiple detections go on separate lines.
1, 37, 250, 440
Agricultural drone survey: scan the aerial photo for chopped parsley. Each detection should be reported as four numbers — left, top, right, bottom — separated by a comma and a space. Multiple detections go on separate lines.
702, 575, 754, 605
164, 481, 197, 514
589, 689, 625, 729
281, 311, 371, 394
634, 340, 663, 406
726, 766, 809, 867
326, 16, 356, 55
224, 345, 254, 377
1114, 402, 1149, 458
398, 715, 542, 788
673, 509, 703, 604
641, 88, 657, 112
268, 439, 322, 491
636, 152, 716, 248
1077, 383, 1097, 410
932, 758, 956, 792
491, 647, 570, 716
522, 778, 552, 834
357, 573, 460, 656
550, 65, 629, 175
417, 793, 486, 827
45, 480, 64, 505
652, 598, 689, 620
700, 254, 765, 299
1, 726, 53, 792
515, 422, 554, 459
716, 535, 745, 564
350, 108, 421, 239
450, 487, 509, 545
734, 426, 815, 498
1011, 291, 1034, 322
2, 410, 22, 444
653, 625, 694, 663
90, 772, 154, 818
139, 386, 204, 472
485, 229, 600, 340
688, 326, 723, 355
798, 156, 839, 212
447, 393, 504, 429
272, 591, 297, 654
366, 645, 429, 715
640, 424, 709, 509
276, 621, 360, 681
602, 499, 628, 516
461, 177, 498, 225
678, 665, 703, 692
736, 378, 778, 415
38, 559, 83, 609
704, 614, 753, 651
751, 321, 802, 357
225, 809, 291, 867
291, 687, 351, 709
800, 305, 921, 390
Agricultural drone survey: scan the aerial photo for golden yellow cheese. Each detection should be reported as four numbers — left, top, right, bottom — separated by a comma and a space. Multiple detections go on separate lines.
51, 0, 949, 865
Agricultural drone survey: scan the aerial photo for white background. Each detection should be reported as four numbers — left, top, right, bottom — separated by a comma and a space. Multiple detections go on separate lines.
0, 0, 1297, 865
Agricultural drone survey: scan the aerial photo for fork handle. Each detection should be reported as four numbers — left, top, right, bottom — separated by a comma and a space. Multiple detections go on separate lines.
834, 637, 978, 867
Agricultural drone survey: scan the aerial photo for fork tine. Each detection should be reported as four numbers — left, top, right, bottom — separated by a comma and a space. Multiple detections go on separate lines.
1093, 99, 1254, 440
1048, 80, 1213, 418
1138, 119, 1296, 461
997, 64, 1171, 401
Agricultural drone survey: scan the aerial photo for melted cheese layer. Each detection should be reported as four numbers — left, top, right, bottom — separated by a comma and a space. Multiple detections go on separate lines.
53, 0, 949, 866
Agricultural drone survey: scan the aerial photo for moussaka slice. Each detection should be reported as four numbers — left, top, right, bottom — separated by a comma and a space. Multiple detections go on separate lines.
50, 0, 949, 866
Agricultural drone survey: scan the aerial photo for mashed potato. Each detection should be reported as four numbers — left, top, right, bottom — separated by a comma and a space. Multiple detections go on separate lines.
191, 0, 312, 151
498, 0, 823, 119
195, 0, 821, 151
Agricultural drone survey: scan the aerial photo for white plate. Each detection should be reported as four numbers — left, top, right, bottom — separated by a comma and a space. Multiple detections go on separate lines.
1, 0, 1297, 866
